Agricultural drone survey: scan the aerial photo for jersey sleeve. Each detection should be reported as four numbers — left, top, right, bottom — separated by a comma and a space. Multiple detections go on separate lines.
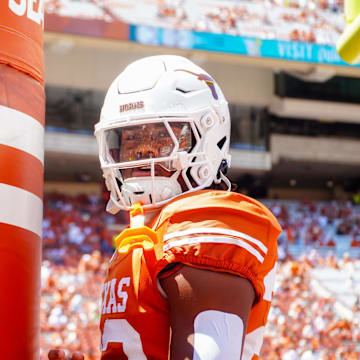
154, 190, 282, 301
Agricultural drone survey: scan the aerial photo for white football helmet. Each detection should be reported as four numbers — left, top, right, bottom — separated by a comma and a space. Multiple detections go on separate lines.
95, 55, 231, 213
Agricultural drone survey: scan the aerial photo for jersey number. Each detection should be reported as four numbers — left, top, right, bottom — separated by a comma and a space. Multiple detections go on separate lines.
101, 319, 147, 359
263, 262, 277, 302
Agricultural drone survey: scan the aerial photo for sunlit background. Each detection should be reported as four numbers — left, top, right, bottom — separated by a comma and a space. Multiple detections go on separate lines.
40, 1, 360, 359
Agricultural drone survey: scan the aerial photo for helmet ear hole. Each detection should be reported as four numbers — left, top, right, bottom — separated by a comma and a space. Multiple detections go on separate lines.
201, 114, 215, 129
217, 136, 227, 150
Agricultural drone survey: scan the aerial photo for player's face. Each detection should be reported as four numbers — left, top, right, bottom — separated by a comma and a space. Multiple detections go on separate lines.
105, 122, 192, 179
121, 123, 175, 162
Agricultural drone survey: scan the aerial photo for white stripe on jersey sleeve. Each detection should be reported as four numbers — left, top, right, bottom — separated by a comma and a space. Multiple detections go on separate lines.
163, 236, 265, 263
164, 227, 267, 254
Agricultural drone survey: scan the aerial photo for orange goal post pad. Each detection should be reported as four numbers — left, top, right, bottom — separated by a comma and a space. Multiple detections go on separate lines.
0, 0, 44, 84
0, 2, 45, 360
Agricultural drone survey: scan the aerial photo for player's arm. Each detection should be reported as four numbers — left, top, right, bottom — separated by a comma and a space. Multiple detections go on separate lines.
160, 265, 256, 360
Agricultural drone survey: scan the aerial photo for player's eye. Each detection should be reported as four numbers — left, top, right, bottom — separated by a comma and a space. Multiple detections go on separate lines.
125, 134, 135, 140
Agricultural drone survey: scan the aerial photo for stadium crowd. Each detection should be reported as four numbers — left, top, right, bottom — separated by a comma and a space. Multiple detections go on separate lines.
265, 200, 360, 251
180, 0, 343, 45
42, 192, 126, 266
44, 0, 344, 45
262, 254, 360, 359
40, 192, 360, 359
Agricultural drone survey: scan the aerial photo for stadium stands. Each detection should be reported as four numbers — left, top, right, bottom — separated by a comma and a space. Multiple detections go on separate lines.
40, 193, 360, 359
262, 254, 360, 359
264, 199, 360, 259
42, 192, 127, 266
40, 254, 104, 359
192, 0, 343, 45
44, 0, 344, 45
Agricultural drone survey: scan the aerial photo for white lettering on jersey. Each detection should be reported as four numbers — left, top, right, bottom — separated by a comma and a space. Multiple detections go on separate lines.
101, 319, 146, 358
242, 326, 265, 360
102, 281, 111, 315
102, 277, 131, 314
8, 0, 44, 26
117, 277, 130, 313
263, 263, 277, 302
106, 279, 117, 314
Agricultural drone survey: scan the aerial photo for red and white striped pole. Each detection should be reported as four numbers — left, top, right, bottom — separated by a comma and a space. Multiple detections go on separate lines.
0, 2, 45, 359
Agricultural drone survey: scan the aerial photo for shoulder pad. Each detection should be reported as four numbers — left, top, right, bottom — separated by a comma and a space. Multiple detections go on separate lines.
154, 190, 281, 233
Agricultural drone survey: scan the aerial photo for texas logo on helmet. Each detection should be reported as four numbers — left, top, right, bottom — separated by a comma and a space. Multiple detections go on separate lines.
175, 69, 219, 100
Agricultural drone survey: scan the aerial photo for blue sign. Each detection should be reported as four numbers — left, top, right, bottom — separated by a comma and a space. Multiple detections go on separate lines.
129, 24, 360, 68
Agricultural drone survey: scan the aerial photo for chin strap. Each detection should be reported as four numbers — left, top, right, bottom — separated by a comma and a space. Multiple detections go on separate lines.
213, 158, 231, 190
213, 171, 231, 191
220, 171, 232, 191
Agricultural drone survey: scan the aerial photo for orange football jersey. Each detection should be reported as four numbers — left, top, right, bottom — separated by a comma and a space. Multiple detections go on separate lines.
100, 190, 282, 360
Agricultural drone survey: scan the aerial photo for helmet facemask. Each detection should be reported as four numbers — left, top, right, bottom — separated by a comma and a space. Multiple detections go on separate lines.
96, 113, 222, 212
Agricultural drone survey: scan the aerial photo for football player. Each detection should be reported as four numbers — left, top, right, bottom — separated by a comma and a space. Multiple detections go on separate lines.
49, 55, 281, 360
